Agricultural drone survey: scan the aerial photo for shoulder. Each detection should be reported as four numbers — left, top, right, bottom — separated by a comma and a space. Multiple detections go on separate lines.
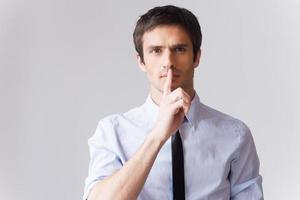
98, 105, 145, 128
98, 113, 121, 127
89, 106, 146, 149
93, 104, 146, 136
198, 102, 251, 138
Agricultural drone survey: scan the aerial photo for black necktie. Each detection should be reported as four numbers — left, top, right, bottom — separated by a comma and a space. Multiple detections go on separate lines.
172, 130, 185, 200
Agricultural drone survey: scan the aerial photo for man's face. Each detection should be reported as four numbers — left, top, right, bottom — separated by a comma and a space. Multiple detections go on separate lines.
138, 25, 200, 94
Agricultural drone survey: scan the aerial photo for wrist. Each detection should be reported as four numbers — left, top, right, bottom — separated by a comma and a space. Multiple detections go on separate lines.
147, 128, 167, 147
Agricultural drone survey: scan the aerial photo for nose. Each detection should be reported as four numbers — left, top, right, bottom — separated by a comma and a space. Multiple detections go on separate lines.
162, 50, 175, 70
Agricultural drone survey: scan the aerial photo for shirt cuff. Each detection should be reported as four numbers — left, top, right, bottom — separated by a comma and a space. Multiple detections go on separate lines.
231, 175, 263, 197
83, 179, 101, 200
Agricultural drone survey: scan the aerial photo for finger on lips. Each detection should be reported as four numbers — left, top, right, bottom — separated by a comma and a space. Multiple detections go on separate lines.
162, 68, 191, 115
163, 69, 172, 96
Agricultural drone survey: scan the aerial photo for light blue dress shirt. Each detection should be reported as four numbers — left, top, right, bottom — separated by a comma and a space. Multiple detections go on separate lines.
83, 92, 263, 200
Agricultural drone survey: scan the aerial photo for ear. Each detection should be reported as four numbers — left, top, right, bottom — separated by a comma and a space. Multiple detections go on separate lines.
193, 49, 201, 68
136, 53, 147, 72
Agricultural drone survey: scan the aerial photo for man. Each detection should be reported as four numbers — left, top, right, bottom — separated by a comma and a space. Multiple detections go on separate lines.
83, 5, 263, 200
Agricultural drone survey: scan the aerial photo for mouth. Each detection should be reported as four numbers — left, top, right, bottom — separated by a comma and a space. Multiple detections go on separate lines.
160, 74, 180, 78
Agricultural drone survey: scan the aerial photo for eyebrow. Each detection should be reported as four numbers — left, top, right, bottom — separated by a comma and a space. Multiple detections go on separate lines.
146, 43, 189, 50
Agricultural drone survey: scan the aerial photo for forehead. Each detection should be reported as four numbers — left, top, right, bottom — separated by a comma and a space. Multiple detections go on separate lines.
142, 25, 192, 48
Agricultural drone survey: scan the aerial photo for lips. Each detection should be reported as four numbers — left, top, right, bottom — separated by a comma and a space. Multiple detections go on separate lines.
160, 73, 180, 78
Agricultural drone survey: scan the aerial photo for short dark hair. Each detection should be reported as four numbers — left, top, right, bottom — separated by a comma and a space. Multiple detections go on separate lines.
133, 5, 202, 63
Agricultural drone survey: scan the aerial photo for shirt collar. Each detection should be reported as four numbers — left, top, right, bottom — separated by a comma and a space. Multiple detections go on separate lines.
143, 91, 201, 128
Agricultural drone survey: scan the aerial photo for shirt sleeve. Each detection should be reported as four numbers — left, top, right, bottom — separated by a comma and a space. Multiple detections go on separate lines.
83, 119, 123, 200
229, 124, 264, 200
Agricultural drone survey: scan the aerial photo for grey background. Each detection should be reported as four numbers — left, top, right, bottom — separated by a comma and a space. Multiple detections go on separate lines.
1, 0, 299, 199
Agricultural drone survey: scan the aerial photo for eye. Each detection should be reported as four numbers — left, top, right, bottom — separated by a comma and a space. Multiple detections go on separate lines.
175, 47, 186, 53
150, 48, 162, 54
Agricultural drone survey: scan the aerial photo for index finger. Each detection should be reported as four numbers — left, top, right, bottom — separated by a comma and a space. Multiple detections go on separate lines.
163, 68, 172, 96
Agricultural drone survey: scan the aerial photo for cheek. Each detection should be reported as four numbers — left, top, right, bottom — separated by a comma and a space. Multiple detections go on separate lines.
145, 67, 161, 80
144, 62, 162, 77
145, 55, 163, 68
176, 53, 193, 65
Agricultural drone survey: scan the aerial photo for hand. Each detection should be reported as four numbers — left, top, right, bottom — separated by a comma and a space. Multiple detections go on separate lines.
152, 68, 191, 143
